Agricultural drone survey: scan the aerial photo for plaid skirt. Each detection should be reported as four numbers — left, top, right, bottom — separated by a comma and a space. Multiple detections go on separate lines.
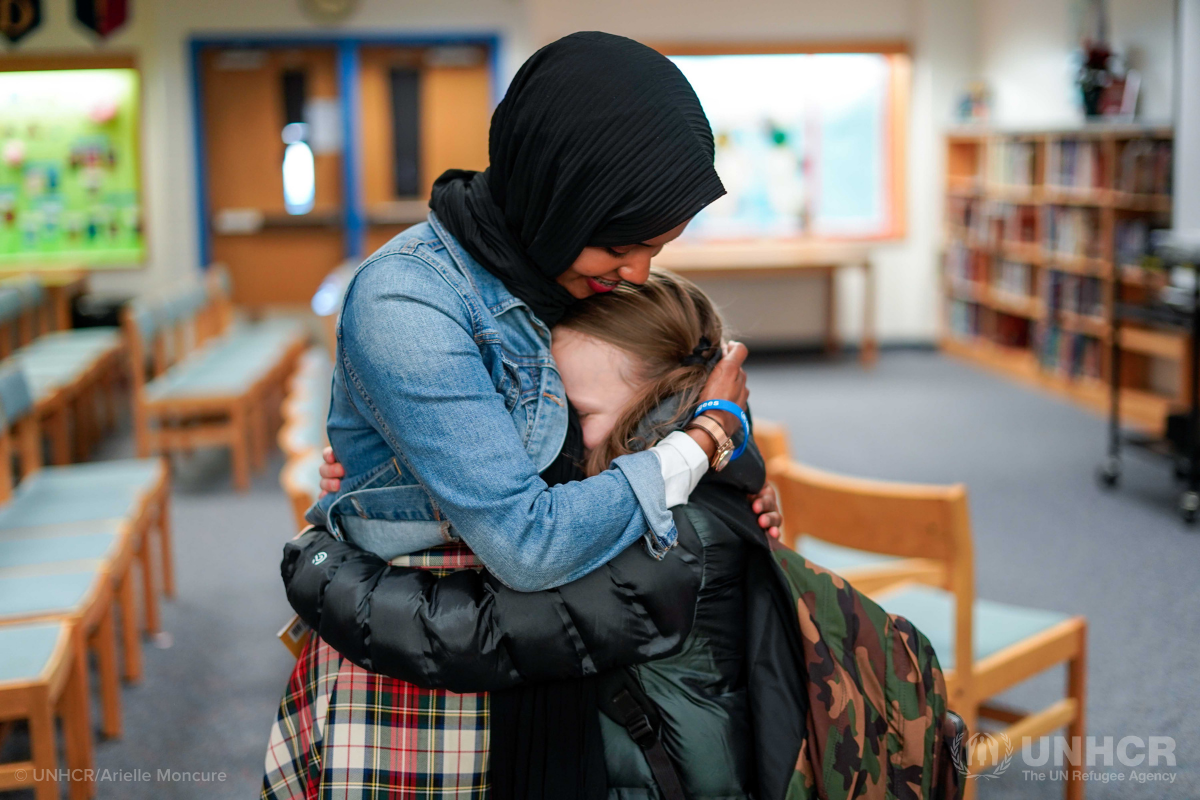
261, 545, 491, 799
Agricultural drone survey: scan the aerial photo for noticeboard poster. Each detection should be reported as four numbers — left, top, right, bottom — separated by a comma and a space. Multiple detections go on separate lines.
0, 68, 143, 268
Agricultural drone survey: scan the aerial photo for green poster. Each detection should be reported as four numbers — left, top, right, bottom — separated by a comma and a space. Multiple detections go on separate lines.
0, 68, 143, 267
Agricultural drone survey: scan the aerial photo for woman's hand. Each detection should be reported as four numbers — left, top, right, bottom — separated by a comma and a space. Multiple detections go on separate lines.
701, 341, 749, 409
318, 447, 345, 497
751, 482, 782, 540
689, 341, 749, 451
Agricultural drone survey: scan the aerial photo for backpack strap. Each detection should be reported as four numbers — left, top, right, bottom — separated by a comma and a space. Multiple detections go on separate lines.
609, 688, 689, 800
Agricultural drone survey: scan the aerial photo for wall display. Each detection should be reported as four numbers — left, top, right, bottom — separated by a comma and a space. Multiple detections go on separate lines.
74, 0, 129, 39
0, 68, 143, 266
669, 53, 894, 241
0, 0, 42, 43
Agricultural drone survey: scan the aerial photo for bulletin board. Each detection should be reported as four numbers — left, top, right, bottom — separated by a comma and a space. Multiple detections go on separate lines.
0, 67, 144, 267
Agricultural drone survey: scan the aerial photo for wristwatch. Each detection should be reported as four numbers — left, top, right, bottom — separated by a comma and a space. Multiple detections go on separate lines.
686, 414, 735, 472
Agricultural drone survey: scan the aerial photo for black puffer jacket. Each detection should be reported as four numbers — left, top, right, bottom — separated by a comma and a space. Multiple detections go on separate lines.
282, 447, 766, 800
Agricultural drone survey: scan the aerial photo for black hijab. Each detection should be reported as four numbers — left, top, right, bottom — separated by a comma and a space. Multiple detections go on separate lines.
430, 31, 726, 325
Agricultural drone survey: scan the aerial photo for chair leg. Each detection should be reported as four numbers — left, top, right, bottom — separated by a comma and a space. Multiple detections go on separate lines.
248, 398, 266, 472
1065, 625, 1088, 800
27, 687, 60, 800
230, 404, 251, 492
158, 486, 175, 598
60, 632, 96, 800
139, 529, 160, 635
118, 569, 143, 683
47, 407, 72, 466
107, 367, 121, 431
133, 405, 152, 458
89, 605, 122, 739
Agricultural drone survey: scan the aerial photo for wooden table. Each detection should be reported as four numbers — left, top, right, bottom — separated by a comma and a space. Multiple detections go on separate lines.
0, 265, 89, 332
653, 241, 877, 365
38, 272, 88, 332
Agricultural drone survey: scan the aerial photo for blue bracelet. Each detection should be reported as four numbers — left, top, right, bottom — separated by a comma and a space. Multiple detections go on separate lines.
693, 399, 750, 461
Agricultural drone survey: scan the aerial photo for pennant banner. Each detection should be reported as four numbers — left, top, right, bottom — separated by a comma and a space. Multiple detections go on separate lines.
0, 0, 42, 43
75, 0, 128, 38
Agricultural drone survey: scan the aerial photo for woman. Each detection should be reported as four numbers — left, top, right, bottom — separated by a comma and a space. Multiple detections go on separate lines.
264, 32, 781, 799
278, 272, 963, 800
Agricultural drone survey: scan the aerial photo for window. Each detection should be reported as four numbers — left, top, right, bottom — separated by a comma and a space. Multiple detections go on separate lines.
667, 49, 907, 241
281, 122, 316, 216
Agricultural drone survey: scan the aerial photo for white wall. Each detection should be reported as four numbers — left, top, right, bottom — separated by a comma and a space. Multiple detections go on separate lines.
1176, 0, 1200, 230
981, 0, 1175, 126
0, 0, 1180, 344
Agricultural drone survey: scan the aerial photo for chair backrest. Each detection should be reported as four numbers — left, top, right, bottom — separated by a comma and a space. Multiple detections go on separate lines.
0, 363, 39, 499
0, 288, 25, 357
127, 300, 159, 344
0, 276, 47, 347
753, 420, 791, 466
0, 363, 35, 426
771, 458, 976, 681
0, 287, 23, 325
205, 264, 235, 333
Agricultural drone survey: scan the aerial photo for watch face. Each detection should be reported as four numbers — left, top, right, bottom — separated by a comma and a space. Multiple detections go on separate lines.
713, 440, 734, 472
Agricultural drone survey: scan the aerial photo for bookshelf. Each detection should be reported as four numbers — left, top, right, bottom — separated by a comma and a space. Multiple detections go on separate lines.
940, 125, 1175, 433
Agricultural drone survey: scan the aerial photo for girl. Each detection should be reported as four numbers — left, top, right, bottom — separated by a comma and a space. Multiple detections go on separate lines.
275, 270, 760, 799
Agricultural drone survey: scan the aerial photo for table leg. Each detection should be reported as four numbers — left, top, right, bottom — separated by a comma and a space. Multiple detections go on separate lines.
860, 257, 878, 366
824, 266, 840, 356
48, 285, 78, 332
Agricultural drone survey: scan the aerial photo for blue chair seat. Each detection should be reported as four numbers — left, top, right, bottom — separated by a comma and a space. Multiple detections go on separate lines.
36, 457, 165, 489
798, 537, 903, 572
284, 450, 323, 497
875, 584, 1072, 671
0, 621, 68, 684
145, 358, 271, 400
0, 532, 118, 569
22, 328, 120, 352
0, 570, 101, 619
281, 418, 326, 454
0, 482, 143, 529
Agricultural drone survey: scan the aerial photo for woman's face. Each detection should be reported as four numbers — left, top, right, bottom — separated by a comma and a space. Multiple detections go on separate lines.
554, 220, 690, 300
551, 327, 644, 453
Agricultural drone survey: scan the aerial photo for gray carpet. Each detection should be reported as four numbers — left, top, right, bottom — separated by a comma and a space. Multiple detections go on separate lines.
4, 350, 1196, 799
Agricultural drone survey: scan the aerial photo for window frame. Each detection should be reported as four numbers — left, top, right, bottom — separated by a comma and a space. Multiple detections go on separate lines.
652, 40, 910, 242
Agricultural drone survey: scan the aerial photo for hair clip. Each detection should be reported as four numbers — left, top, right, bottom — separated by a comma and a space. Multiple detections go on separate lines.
680, 336, 713, 367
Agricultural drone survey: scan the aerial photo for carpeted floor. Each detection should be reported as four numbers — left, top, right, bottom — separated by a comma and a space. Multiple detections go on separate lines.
4, 350, 1196, 799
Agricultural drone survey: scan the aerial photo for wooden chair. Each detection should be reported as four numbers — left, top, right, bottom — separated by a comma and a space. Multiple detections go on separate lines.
0, 277, 125, 465
277, 347, 333, 529
281, 451, 323, 530
771, 459, 1087, 799
0, 564, 123, 740
0, 621, 94, 800
0, 365, 174, 683
123, 280, 304, 491
752, 419, 791, 465
757, 421, 944, 593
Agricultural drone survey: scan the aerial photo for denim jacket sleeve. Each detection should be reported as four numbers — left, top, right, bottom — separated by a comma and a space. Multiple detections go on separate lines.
337, 255, 677, 591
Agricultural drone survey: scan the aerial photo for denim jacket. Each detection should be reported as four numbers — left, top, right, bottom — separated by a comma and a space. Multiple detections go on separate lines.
307, 213, 676, 592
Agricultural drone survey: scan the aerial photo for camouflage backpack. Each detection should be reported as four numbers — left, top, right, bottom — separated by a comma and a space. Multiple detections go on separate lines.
750, 539, 965, 800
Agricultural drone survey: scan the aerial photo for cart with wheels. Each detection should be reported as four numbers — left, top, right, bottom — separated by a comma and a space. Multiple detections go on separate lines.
1100, 234, 1200, 524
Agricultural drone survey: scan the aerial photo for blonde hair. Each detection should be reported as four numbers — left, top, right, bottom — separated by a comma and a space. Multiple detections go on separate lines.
558, 268, 724, 476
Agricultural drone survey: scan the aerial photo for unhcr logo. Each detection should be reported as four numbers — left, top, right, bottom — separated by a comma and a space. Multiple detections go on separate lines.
951, 732, 1014, 780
